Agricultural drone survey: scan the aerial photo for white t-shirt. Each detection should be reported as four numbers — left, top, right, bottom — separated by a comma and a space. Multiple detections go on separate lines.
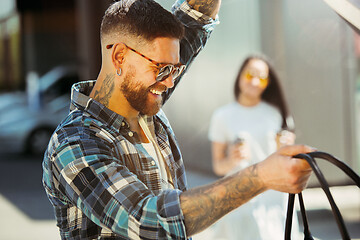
139, 117, 173, 190
208, 101, 282, 165
199, 101, 300, 240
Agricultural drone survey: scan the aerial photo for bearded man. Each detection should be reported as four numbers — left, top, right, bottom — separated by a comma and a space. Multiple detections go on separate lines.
43, 0, 313, 239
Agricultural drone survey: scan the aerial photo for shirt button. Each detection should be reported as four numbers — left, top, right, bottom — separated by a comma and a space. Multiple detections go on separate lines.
151, 161, 156, 166
128, 132, 134, 137
121, 122, 125, 127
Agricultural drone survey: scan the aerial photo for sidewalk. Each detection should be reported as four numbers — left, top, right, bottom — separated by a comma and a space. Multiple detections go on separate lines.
0, 168, 358, 240
0, 194, 60, 240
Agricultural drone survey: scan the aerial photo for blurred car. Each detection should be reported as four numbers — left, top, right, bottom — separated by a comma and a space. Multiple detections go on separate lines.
0, 65, 79, 155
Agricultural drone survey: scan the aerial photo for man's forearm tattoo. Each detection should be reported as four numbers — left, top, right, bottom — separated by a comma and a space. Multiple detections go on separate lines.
181, 164, 265, 236
92, 74, 115, 107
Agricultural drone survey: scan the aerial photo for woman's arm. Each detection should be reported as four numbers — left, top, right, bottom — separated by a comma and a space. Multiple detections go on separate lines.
211, 141, 250, 176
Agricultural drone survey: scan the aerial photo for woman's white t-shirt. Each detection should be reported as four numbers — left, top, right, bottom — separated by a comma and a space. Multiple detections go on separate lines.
209, 101, 282, 167
200, 101, 300, 240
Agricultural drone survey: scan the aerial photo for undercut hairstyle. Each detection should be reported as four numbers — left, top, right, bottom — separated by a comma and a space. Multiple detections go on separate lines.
234, 55, 295, 131
101, 0, 185, 43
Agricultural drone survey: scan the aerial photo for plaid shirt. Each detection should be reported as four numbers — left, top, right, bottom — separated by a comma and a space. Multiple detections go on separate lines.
42, 1, 219, 239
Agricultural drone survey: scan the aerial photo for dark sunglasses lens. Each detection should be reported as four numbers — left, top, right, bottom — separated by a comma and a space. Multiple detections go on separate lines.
172, 68, 180, 79
156, 65, 173, 82
155, 65, 185, 82
173, 65, 185, 78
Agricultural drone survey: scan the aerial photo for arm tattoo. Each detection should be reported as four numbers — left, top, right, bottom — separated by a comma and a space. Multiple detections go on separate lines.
92, 74, 115, 107
188, 0, 221, 18
180, 164, 266, 236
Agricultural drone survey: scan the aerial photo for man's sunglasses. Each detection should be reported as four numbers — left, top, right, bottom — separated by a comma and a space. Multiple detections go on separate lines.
106, 43, 186, 82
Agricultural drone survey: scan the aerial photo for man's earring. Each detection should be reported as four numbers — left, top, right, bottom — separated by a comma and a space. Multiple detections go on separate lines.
116, 68, 122, 76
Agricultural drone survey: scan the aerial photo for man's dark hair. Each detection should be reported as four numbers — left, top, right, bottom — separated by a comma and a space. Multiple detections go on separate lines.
101, 0, 185, 42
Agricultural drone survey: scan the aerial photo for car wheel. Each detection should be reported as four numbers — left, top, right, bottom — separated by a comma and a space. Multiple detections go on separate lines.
26, 128, 53, 155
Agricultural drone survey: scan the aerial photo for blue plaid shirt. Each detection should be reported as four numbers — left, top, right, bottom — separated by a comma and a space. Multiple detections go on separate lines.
42, 1, 219, 239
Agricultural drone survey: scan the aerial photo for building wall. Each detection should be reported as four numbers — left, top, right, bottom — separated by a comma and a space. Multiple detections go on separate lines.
12, 0, 112, 88
75, 0, 112, 81
6, 0, 358, 185
0, 0, 20, 90
160, 1, 359, 185
159, 0, 263, 175
260, 0, 359, 185
21, 7, 77, 76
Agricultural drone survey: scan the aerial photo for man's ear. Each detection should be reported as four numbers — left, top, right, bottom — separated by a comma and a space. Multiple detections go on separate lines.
111, 43, 127, 69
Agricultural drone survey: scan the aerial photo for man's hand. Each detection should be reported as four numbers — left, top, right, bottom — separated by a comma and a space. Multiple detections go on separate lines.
187, 0, 222, 19
257, 144, 315, 193
180, 144, 315, 237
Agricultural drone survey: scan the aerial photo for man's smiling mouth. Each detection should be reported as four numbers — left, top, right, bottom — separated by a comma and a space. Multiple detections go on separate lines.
150, 89, 163, 95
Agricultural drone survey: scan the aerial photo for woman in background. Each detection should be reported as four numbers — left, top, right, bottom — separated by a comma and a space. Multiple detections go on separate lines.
207, 55, 300, 240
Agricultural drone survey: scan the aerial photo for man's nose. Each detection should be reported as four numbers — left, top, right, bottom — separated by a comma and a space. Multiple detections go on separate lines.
160, 75, 175, 89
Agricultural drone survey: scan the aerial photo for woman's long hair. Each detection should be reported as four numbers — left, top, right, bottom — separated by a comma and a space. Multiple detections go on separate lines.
233, 55, 294, 131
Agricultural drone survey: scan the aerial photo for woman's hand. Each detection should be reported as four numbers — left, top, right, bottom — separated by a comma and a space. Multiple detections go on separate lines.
228, 141, 251, 163
211, 141, 250, 176
276, 130, 296, 149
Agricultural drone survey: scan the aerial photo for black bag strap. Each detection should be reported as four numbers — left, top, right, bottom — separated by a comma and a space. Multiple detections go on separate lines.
285, 151, 360, 240
286, 192, 314, 240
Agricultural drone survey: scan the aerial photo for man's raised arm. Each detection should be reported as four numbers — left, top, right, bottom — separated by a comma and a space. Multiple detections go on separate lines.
162, 0, 221, 103
188, 0, 221, 19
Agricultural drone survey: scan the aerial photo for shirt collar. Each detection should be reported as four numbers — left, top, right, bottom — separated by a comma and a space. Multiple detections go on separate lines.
70, 80, 168, 137
70, 80, 125, 131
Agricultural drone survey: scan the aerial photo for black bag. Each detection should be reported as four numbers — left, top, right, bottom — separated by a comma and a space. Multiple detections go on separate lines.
284, 151, 360, 240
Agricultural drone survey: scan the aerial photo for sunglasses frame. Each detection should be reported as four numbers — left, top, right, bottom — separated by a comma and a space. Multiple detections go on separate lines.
106, 43, 186, 82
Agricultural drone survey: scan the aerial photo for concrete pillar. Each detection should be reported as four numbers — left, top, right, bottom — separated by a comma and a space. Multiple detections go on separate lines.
75, 0, 111, 81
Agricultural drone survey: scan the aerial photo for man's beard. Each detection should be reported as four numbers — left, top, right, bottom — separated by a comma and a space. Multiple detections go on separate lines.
120, 69, 165, 116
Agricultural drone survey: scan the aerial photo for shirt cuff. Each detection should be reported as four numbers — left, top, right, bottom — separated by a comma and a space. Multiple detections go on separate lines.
172, 0, 220, 33
157, 189, 187, 238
